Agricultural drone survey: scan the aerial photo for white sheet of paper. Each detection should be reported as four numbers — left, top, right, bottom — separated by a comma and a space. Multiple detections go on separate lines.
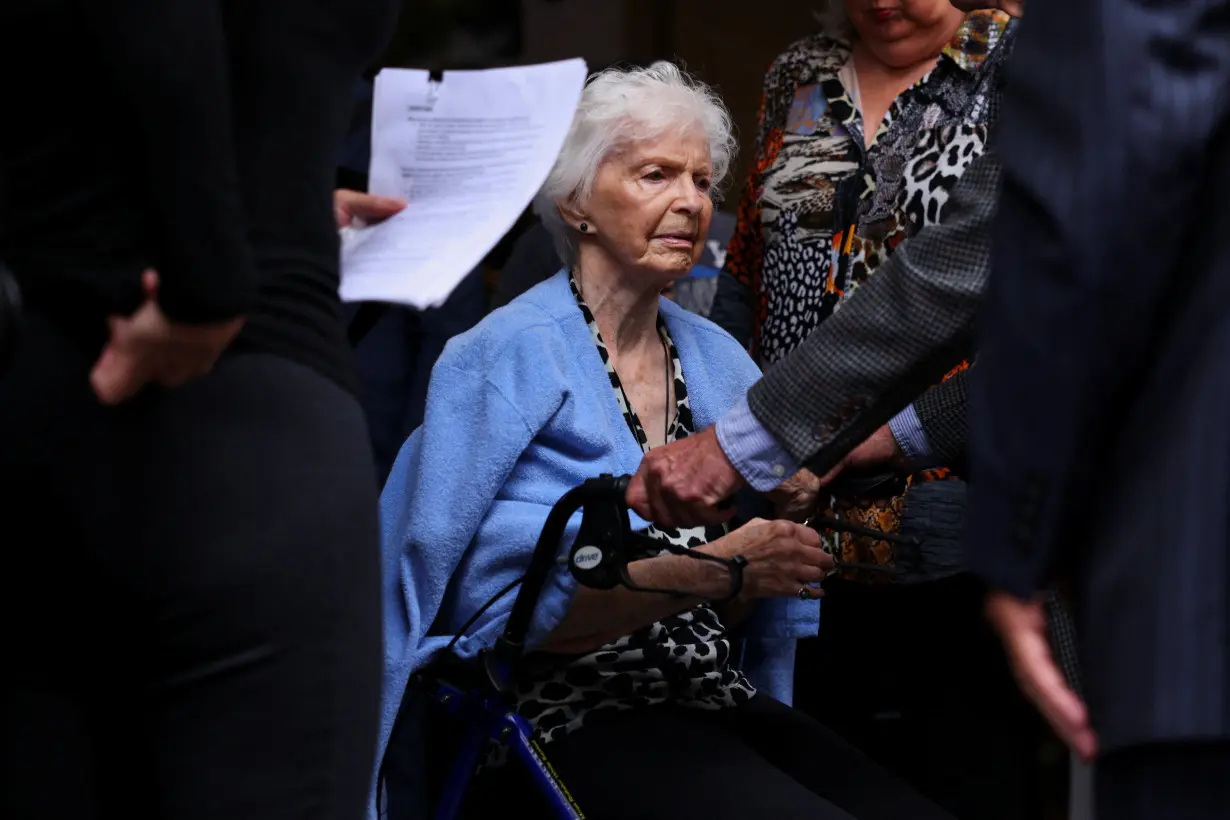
339, 58, 587, 308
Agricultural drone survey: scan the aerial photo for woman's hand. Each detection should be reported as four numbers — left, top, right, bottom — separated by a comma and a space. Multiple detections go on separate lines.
767, 469, 822, 522
707, 518, 834, 600
334, 189, 406, 228
90, 270, 243, 405
806, 425, 914, 492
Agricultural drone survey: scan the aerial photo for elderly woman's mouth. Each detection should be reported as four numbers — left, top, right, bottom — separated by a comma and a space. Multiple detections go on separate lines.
654, 234, 695, 248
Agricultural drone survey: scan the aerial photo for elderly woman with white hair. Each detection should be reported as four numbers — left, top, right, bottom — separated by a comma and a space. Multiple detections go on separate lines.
372, 63, 952, 819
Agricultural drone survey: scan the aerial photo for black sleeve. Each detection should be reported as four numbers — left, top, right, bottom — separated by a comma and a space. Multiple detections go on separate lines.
490, 222, 561, 310
707, 272, 754, 350
80, 0, 257, 323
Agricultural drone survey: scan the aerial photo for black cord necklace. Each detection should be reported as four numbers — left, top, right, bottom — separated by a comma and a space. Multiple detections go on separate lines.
659, 331, 671, 447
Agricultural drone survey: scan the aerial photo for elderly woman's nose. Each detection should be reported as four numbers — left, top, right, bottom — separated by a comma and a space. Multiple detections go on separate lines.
672, 178, 707, 212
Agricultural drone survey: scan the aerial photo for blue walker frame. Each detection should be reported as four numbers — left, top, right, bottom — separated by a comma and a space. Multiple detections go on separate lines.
421, 671, 584, 819
418, 475, 639, 820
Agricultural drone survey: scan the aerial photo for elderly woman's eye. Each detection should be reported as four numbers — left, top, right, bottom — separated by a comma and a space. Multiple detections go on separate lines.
644, 170, 666, 182
696, 177, 712, 192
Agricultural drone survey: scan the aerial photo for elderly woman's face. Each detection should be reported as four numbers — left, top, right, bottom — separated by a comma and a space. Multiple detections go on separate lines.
582, 129, 713, 281
845, 0, 964, 43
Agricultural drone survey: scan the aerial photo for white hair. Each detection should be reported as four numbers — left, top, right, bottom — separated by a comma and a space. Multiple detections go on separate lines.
533, 61, 736, 267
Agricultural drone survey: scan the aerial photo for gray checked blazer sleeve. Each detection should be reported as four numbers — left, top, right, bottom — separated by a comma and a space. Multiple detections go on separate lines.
914, 366, 971, 469
747, 152, 1000, 476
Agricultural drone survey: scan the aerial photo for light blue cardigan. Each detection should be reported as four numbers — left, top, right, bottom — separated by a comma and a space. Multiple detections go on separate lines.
372, 271, 820, 817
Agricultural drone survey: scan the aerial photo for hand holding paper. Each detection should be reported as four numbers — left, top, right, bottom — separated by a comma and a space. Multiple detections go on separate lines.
340, 59, 588, 309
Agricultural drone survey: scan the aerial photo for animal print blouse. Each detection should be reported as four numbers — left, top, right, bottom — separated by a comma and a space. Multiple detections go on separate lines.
720, 10, 1016, 573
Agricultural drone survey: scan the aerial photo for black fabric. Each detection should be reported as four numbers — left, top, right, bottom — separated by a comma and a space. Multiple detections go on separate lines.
0, 311, 382, 819
336, 167, 370, 194
462, 695, 953, 820
966, 0, 1230, 750
489, 221, 561, 310
0, 263, 20, 375
348, 302, 392, 347
1095, 743, 1230, 820
896, 479, 969, 583
0, 0, 398, 395
709, 271, 755, 350
794, 574, 1040, 820
484, 208, 540, 274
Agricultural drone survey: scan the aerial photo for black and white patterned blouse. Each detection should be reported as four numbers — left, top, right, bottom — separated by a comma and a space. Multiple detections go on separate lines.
508, 275, 757, 748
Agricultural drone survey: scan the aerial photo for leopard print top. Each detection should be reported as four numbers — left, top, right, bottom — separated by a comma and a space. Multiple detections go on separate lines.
508, 275, 756, 749
721, 11, 1016, 575
725, 10, 1015, 366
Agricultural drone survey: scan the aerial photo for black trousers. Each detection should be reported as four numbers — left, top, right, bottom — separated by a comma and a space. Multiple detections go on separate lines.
794, 575, 1039, 820
1, 312, 382, 819
1096, 742, 1230, 819
466, 695, 954, 819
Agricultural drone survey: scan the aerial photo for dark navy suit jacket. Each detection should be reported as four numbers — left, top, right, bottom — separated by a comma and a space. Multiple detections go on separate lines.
966, 0, 1230, 752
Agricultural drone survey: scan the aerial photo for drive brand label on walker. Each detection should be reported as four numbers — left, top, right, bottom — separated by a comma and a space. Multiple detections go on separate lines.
572, 546, 603, 570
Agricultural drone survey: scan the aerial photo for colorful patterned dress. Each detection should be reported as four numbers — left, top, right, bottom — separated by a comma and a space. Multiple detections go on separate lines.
719, 11, 1016, 574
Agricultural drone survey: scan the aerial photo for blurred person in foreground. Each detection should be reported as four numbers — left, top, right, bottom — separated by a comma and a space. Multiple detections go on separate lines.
965, 0, 1230, 816
0, 2, 396, 817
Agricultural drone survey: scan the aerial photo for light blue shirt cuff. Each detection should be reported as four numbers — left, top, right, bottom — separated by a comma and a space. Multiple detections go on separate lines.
715, 396, 799, 492
888, 404, 933, 465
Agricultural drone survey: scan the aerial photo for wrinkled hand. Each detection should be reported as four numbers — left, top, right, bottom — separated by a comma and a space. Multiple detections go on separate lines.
710, 518, 833, 600
987, 591, 1097, 762
334, 189, 407, 228
90, 270, 243, 405
817, 424, 912, 489
626, 426, 745, 529
769, 469, 822, 522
